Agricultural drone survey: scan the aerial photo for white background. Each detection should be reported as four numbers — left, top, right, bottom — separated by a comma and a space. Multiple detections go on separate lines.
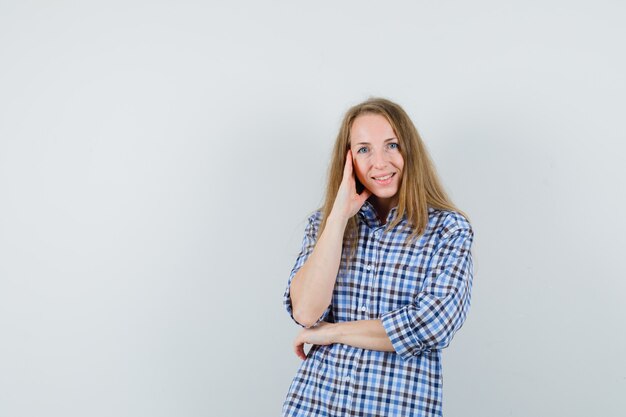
1, 1, 625, 416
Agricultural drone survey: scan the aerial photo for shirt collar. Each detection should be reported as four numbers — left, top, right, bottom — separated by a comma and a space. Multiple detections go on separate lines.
357, 200, 437, 228
358, 199, 401, 227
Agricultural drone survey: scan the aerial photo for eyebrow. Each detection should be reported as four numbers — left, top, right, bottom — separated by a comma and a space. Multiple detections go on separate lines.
352, 137, 398, 145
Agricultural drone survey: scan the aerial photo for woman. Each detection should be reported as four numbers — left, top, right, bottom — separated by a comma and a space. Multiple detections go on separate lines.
282, 98, 474, 417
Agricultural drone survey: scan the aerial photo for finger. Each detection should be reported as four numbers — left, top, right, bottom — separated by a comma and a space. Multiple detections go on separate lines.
294, 342, 307, 360
342, 150, 353, 178
293, 334, 307, 359
358, 188, 372, 204
298, 344, 307, 360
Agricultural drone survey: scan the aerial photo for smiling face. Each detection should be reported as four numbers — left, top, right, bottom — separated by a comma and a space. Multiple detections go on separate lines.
350, 113, 404, 213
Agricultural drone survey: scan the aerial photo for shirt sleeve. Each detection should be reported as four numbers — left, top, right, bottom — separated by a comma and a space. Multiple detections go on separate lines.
380, 214, 474, 361
283, 211, 332, 328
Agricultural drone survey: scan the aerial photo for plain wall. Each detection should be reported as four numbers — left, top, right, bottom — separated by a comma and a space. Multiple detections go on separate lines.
1, 1, 625, 416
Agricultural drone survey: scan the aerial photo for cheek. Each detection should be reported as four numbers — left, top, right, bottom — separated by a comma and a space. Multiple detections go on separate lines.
396, 155, 405, 171
352, 159, 368, 182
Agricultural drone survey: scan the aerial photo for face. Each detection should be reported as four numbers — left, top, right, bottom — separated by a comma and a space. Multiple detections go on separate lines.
349, 113, 404, 207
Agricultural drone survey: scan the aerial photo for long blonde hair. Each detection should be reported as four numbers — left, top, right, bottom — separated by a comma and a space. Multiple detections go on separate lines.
318, 97, 468, 261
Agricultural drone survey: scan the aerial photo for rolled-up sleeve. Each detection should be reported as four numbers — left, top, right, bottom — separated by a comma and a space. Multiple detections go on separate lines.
283, 211, 332, 328
381, 218, 474, 361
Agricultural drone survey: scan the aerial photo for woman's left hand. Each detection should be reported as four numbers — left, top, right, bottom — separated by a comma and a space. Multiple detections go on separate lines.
293, 321, 339, 360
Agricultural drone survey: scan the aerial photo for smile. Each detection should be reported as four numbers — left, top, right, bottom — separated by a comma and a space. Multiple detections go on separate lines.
372, 172, 396, 185
373, 173, 394, 181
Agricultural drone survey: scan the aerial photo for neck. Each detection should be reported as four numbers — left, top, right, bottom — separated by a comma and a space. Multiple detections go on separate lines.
369, 196, 398, 224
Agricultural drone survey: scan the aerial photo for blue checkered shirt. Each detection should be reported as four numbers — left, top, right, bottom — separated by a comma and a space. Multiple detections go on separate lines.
282, 200, 474, 417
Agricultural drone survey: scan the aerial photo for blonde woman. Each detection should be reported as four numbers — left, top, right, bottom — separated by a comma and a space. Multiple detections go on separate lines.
282, 98, 474, 417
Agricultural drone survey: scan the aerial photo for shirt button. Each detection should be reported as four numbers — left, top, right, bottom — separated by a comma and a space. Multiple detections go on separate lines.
361, 305, 368, 312
373, 231, 380, 237
344, 375, 351, 382
366, 264, 372, 271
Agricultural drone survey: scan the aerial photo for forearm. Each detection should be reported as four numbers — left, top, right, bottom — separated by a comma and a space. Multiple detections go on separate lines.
290, 214, 347, 327
333, 319, 395, 352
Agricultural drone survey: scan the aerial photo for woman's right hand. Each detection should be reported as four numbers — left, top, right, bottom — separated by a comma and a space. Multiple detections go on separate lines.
330, 150, 372, 222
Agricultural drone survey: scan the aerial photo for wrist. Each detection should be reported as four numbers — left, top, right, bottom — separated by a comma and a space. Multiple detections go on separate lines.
329, 322, 344, 344
326, 212, 349, 228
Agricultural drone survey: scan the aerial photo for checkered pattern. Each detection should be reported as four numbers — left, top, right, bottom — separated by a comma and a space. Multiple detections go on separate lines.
282, 200, 474, 417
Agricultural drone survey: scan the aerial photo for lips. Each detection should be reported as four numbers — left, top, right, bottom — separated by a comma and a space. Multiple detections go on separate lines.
372, 173, 394, 181
372, 172, 396, 185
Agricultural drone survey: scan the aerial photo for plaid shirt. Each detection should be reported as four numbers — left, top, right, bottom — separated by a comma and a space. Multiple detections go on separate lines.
282, 200, 474, 417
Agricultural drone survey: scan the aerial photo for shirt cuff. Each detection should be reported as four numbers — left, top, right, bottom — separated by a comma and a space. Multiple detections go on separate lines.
380, 304, 427, 361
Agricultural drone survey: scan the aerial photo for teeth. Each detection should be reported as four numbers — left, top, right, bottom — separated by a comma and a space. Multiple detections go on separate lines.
374, 174, 393, 181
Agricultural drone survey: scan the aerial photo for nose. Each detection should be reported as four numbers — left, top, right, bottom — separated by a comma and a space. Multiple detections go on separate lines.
371, 148, 388, 169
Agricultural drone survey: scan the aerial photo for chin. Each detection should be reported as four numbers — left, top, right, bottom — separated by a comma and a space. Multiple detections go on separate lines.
369, 189, 399, 200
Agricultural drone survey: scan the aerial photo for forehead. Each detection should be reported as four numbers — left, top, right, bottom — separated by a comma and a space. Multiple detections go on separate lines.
350, 113, 396, 143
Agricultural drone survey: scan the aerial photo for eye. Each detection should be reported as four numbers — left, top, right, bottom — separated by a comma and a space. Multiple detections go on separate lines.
357, 146, 368, 154
388, 142, 399, 150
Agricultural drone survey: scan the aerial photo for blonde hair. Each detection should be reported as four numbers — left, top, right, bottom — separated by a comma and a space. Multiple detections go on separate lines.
318, 97, 468, 261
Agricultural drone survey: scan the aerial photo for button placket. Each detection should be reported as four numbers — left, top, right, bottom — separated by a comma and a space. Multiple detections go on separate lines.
361, 228, 380, 318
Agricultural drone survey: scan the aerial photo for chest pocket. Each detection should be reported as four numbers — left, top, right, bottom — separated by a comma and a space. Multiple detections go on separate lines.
380, 263, 425, 304
375, 232, 439, 311
335, 259, 366, 286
